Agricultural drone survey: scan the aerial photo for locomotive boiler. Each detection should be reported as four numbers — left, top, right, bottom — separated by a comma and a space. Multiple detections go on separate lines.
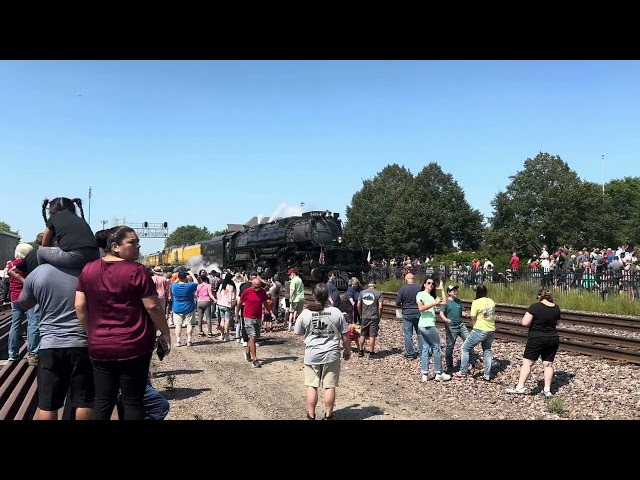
200, 210, 368, 288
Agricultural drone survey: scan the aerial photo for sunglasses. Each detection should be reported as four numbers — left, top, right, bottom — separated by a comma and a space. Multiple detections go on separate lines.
426, 281, 434, 285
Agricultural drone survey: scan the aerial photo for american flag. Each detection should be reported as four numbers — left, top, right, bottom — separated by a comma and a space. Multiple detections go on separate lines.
319, 248, 325, 265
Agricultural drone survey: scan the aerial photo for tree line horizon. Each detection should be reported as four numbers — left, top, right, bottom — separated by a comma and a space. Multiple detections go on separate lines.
2, 152, 638, 261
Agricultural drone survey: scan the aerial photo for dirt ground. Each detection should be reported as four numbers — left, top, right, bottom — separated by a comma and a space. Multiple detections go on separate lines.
150, 316, 640, 421
151, 324, 477, 421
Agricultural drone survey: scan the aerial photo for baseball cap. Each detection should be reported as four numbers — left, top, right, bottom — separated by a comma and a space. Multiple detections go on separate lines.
447, 285, 459, 293
287, 268, 296, 274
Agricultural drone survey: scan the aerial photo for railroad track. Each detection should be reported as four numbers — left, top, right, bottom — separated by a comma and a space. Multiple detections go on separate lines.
304, 290, 640, 365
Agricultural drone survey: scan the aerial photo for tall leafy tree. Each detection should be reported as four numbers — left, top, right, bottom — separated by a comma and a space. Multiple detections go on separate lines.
164, 225, 212, 249
487, 152, 615, 256
0, 221, 13, 233
344, 164, 414, 252
411, 163, 484, 254
605, 176, 640, 244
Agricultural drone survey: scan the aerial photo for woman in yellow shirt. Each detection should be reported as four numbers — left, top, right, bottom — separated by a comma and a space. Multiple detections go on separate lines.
453, 284, 496, 381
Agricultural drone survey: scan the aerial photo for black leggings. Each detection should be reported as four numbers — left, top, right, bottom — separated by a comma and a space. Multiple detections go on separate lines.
91, 352, 152, 420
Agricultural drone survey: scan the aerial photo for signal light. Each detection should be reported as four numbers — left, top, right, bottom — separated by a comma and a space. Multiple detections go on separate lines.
163, 222, 168, 228
144, 222, 148, 228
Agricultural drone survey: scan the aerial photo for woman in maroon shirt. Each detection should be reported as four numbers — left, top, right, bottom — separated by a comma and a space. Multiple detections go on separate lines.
75, 226, 171, 420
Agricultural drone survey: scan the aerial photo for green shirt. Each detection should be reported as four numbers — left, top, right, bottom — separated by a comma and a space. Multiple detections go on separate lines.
441, 297, 464, 327
290, 276, 304, 303
416, 291, 437, 328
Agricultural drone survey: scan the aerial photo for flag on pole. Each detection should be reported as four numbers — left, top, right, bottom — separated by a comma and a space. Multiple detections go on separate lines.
367, 250, 371, 263
319, 247, 325, 265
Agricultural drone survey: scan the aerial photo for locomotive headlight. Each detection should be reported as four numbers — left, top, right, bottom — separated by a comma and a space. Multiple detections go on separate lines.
337, 236, 343, 244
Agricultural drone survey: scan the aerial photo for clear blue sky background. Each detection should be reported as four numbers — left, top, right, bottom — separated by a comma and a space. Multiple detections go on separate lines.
1, 60, 637, 255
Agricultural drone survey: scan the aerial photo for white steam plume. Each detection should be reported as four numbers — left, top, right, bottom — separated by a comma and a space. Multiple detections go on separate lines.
185, 255, 221, 274
268, 203, 305, 221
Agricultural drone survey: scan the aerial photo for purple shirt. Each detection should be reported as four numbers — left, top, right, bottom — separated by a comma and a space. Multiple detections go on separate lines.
77, 259, 156, 361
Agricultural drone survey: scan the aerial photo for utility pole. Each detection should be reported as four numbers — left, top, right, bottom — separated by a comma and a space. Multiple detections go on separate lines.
101, 219, 108, 230
601, 154, 605, 196
88, 186, 92, 226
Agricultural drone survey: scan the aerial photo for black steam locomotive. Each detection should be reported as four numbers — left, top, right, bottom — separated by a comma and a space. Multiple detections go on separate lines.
201, 210, 369, 288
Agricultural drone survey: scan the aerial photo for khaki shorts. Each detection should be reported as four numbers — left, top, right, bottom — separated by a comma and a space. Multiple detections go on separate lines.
304, 359, 341, 389
291, 301, 304, 315
172, 311, 196, 327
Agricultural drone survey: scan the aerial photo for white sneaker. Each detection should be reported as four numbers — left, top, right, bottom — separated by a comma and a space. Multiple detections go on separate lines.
243, 341, 248, 347
236, 338, 242, 344
435, 372, 451, 382
506, 385, 526, 394
421, 374, 430, 383
542, 389, 553, 398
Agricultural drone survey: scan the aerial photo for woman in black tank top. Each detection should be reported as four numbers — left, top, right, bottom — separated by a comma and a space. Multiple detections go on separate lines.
506, 289, 561, 397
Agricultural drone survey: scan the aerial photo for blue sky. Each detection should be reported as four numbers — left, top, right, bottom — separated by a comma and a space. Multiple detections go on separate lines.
1, 60, 637, 255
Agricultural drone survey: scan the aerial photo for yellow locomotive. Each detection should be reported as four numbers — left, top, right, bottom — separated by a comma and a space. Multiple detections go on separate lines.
142, 244, 202, 268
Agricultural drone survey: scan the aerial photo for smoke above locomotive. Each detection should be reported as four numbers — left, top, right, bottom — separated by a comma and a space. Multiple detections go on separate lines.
201, 210, 369, 288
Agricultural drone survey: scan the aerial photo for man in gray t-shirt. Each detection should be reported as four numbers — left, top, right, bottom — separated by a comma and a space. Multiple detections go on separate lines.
19, 264, 94, 420
357, 283, 383, 357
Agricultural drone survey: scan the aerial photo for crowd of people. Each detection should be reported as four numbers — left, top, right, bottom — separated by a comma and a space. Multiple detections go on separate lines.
1, 195, 569, 420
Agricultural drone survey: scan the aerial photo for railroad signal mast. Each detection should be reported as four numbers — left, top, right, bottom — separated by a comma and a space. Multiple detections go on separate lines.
106, 218, 169, 238
128, 222, 170, 238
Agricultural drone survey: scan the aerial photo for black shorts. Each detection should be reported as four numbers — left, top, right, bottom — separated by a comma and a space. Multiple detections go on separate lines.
37, 347, 95, 411
360, 317, 380, 338
523, 336, 560, 362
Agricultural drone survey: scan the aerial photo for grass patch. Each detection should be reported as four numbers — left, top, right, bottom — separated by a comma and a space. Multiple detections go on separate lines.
545, 397, 568, 416
165, 374, 176, 391
377, 279, 640, 317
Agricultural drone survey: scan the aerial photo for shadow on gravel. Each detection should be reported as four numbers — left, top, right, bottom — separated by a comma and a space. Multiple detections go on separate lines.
163, 387, 212, 401
259, 356, 299, 366
490, 358, 511, 376
255, 338, 288, 346
155, 369, 204, 378
334, 403, 385, 420
367, 347, 403, 359
532, 370, 575, 395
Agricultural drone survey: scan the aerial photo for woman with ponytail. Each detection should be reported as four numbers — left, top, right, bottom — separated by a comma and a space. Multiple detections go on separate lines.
506, 288, 561, 397
38, 197, 100, 269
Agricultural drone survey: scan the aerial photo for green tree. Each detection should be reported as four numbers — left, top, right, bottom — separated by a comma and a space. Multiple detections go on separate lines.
486, 152, 616, 257
0, 221, 13, 233
605, 176, 640, 244
344, 164, 414, 253
211, 229, 228, 237
412, 163, 484, 253
165, 225, 212, 249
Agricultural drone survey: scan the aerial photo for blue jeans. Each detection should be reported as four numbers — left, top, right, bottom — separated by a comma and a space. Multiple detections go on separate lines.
444, 323, 469, 369
8, 300, 27, 359
460, 329, 495, 378
418, 325, 444, 375
27, 304, 41, 355
117, 378, 170, 420
402, 315, 423, 357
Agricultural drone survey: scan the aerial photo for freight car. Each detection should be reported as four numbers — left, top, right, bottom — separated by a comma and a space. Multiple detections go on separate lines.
200, 210, 368, 288
142, 244, 202, 269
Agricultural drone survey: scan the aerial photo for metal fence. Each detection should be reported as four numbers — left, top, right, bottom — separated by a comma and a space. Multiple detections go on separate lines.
362, 265, 640, 301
